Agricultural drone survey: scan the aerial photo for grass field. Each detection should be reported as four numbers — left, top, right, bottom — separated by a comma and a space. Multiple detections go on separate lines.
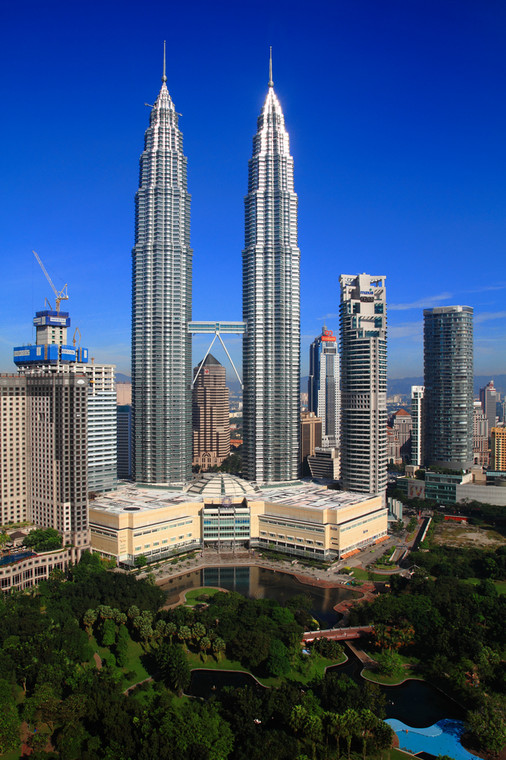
351, 567, 392, 582
433, 521, 505, 548
462, 577, 506, 595
184, 587, 223, 605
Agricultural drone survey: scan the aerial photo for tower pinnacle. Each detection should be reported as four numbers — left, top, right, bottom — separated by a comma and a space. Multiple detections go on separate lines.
162, 40, 167, 83
268, 46, 273, 88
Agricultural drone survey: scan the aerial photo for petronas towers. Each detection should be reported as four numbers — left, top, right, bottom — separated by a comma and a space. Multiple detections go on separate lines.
132, 52, 300, 485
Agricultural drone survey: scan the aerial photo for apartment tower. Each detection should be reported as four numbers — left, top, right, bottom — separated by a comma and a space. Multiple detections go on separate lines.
132, 51, 192, 484
410, 385, 424, 467
242, 54, 300, 482
423, 305, 474, 470
339, 274, 387, 494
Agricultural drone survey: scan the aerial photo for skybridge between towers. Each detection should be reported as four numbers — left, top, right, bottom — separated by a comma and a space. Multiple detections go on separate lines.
188, 321, 246, 389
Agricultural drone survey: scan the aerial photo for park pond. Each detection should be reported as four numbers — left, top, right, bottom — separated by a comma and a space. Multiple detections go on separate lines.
161, 564, 357, 626
165, 565, 473, 758
189, 654, 472, 758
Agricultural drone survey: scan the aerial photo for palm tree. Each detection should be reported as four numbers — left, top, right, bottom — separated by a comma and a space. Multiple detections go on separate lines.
166, 621, 177, 644
359, 709, 376, 760
323, 711, 344, 759
199, 636, 211, 661
342, 709, 361, 760
212, 637, 226, 661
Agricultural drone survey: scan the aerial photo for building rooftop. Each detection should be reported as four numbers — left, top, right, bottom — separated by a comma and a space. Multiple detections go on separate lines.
90, 478, 376, 517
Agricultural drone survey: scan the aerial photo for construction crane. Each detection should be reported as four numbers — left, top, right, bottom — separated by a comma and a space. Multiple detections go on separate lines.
33, 251, 68, 314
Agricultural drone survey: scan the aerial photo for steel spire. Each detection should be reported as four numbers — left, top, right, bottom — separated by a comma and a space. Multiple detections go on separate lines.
268, 46, 273, 87
162, 40, 167, 83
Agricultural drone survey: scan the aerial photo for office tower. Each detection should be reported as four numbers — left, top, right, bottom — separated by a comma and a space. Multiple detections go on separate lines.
308, 327, 340, 448
339, 274, 387, 494
15, 310, 116, 494
242, 55, 300, 483
117, 405, 133, 479
491, 427, 506, 471
0, 376, 28, 525
423, 305, 474, 470
86, 364, 117, 493
410, 385, 424, 467
473, 401, 489, 468
132, 54, 192, 485
26, 373, 89, 547
387, 409, 412, 464
480, 380, 499, 437
192, 354, 230, 471
300, 411, 322, 475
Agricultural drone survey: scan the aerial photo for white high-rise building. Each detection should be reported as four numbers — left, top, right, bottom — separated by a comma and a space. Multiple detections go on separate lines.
132, 52, 192, 485
242, 55, 300, 483
411, 385, 424, 468
340, 274, 387, 495
308, 327, 340, 448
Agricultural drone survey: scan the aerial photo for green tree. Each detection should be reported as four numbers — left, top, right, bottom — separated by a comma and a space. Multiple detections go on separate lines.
82, 608, 97, 637
115, 625, 130, 667
100, 618, 116, 647
342, 709, 361, 760
156, 643, 191, 695
23, 527, 62, 552
212, 636, 226, 661
199, 636, 211, 661
0, 679, 20, 754
467, 698, 506, 754
135, 555, 148, 568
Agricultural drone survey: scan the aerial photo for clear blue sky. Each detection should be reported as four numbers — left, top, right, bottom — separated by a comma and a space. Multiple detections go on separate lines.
1, 0, 505, 380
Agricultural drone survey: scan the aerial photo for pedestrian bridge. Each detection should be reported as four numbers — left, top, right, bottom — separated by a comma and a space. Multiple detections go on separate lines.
302, 625, 373, 643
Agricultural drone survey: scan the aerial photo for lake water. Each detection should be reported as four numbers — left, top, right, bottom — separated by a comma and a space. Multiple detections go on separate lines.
161, 565, 356, 626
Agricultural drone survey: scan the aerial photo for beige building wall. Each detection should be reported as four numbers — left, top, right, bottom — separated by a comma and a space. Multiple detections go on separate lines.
90, 490, 387, 565
0, 376, 28, 525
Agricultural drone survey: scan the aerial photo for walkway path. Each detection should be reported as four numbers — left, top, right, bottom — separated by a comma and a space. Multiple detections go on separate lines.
302, 625, 373, 643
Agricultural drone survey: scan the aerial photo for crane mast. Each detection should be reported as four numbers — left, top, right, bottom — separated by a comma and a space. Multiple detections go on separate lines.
33, 250, 69, 313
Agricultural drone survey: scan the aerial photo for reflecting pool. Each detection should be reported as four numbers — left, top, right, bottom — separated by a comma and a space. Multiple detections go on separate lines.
161, 565, 356, 626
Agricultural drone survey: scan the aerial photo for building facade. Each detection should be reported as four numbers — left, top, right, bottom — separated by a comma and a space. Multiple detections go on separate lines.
308, 327, 340, 448
423, 306, 474, 470
480, 380, 499, 438
300, 411, 322, 475
0, 376, 27, 525
410, 385, 424, 467
192, 354, 230, 471
89, 478, 387, 566
117, 405, 133, 479
491, 427, 506, 471
339, 274, 387, 495
242, 62, 300, 483
473, 401, 489, 468
132, 62, 192, 485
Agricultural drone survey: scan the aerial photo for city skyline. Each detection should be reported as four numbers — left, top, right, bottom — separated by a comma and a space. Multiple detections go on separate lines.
1, 1, 506, 380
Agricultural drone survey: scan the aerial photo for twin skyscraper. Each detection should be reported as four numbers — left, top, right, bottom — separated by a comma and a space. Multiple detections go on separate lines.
132, 50, 300, 486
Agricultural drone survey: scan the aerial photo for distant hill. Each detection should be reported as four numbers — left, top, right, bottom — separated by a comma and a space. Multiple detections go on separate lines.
119, 372, 506, 398
388, 375, 506, 397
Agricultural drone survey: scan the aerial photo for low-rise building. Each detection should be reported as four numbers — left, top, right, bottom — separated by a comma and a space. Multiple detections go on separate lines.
89, 475, 387, 567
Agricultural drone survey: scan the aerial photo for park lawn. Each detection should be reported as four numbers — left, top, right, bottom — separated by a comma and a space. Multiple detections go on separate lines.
186, 651, 346, 688
89, 634, 151, 689
361, 664, 422, 685
184, 587, 223, 605
462, 577, 506, 595
388, 749, 418, 760
0, 750, 22, 760
351, 567, 392, 582
120, 637, 151, 688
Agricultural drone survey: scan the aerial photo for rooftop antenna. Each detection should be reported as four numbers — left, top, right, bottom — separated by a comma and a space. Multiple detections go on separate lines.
268, 46, 273, 87
162, 40, 167, 83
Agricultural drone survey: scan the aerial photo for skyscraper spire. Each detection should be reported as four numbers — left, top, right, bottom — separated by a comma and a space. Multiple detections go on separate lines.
132, 65, 193, 485
268, 46, 273, 87
162, 40, 167, 83
242, 66, 300, 483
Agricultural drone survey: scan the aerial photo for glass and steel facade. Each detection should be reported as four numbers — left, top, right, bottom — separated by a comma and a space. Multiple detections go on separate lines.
340, 274, 387, 495
423, 305, 474, 470
308, 328, 340, 448
242, 77, 300, 483
132, 74, 192, 485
